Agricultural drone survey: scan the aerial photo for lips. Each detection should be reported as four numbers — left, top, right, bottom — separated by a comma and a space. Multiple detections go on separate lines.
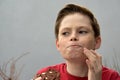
67, 44, 83, 48
70, 45, 81, 48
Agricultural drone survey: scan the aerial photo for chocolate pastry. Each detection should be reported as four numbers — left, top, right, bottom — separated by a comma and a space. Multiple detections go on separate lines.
33, 69, 60, 80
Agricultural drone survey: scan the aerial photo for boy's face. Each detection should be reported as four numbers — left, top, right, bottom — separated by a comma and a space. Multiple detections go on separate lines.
56, 13, 101, 61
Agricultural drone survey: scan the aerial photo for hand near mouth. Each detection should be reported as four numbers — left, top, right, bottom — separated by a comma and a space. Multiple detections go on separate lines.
83, 48, 102, 80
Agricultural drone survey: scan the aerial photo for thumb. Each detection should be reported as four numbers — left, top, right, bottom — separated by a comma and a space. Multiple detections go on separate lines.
86, 59, 91, 70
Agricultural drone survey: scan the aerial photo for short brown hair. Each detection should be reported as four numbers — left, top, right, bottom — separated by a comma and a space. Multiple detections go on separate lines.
55, 4, 100, 39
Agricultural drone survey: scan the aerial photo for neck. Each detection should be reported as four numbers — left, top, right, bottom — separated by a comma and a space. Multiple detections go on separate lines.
66, 61, 88, 77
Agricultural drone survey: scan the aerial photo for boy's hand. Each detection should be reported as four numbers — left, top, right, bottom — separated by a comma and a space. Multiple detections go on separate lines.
84, 48, 102, 80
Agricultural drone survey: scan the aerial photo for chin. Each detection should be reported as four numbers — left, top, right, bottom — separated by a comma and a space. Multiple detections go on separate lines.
63, 53, 87, 63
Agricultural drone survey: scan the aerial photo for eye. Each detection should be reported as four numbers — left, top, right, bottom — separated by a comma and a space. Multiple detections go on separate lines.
62, 32, 69, 36
79, 30, 88, 34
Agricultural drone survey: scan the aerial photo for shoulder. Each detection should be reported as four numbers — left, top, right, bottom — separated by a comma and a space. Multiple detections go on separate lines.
102, 66, 120, 80
102, 66, 119, 74
36, 63, 66, 74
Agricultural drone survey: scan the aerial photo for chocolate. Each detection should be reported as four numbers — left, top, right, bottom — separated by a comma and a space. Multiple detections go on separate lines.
33, 69, 60, 80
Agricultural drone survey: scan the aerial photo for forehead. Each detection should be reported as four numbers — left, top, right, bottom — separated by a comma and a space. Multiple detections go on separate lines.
59, 13, 92, 31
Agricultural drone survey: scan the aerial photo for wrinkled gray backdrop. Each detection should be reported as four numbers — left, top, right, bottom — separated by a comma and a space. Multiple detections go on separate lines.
0, 0, 120, 80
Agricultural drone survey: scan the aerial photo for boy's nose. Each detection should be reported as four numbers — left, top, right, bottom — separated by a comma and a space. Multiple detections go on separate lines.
70, 33, 78, 41
70, 37, 78, 41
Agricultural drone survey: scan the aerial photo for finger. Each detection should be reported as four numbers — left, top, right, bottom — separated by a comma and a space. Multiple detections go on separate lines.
90, 50, 102, 64
86, 59, 92, 70
90, 50, 101, 57
84, 48, 102, 71
83, 48, 96, 60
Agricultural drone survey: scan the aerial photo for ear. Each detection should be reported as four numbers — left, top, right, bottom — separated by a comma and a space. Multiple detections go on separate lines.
95, 36, 101, 49
56, 39, 60, 50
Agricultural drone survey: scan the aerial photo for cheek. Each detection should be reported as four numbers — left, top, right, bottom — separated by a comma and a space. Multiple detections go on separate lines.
58, 38, 67, 50
82, 37, 95, 49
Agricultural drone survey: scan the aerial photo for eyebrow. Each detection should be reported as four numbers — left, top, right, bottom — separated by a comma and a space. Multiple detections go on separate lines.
61, 27, 70, 31
61, 26, 89, 31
